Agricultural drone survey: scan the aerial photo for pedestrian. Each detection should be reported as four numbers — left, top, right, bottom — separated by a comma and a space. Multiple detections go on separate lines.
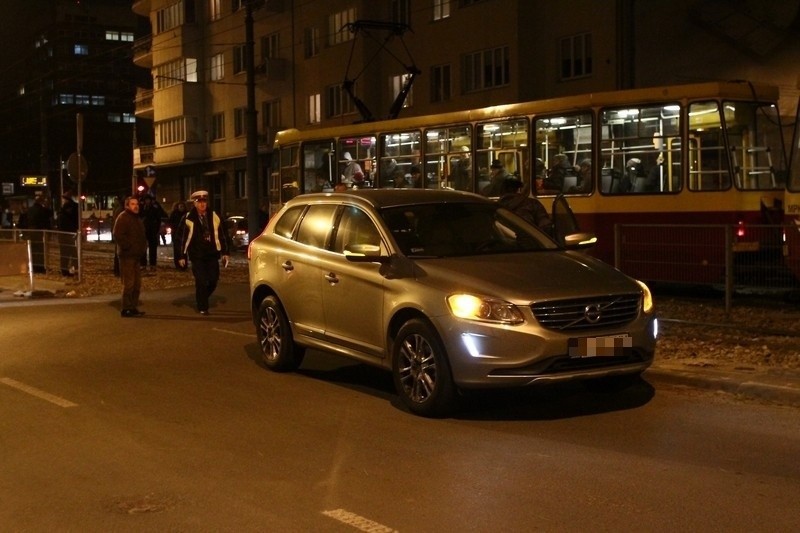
112, 196, 147, 318
111, 196, 124, 276
482, 159, 512, 197
168, 200, 188, 269
140, 195, 167, 271
498, 178, 553, 236
177, 190, 230, 315
27, 193, 53, 273
57, 190, 80, 276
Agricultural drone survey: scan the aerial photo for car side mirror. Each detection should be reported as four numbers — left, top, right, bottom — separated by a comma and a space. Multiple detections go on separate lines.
562, 232, 598, 250
344, 244, 390, 264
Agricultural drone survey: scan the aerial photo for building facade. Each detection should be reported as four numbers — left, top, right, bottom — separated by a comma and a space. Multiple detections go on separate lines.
0, 0, 140, 214
130, 0, 800, 218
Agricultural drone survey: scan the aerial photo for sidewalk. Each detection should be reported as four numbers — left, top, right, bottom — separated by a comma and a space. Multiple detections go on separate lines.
1, 270, 799, 408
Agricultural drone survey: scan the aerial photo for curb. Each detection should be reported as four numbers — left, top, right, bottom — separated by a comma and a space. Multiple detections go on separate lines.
645, 367, 800, 408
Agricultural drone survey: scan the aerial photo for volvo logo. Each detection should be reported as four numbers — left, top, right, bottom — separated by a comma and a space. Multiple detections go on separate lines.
584, 303, 602, 323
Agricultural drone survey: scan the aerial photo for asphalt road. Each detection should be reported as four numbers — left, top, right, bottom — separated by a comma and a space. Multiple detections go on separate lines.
1, 283, 799, 531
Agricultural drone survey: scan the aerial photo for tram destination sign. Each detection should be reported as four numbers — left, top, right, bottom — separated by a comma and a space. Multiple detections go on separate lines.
20, 175, 48, 187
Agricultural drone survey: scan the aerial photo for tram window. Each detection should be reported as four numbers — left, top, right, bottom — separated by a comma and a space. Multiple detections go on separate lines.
534, 113, 592, 195
424, 125, 471, 190
476, 118, 528, 194
338, 136, 376, 188
600, 104, 681, 194
722, 101, 784, 190
302, 140, 335, 193
277, 145, 300, 206
688, 101, 730, 191
379, 130, 421, 188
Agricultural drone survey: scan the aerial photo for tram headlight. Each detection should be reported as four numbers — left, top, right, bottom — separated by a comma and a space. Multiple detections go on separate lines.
635, 280, 654, 314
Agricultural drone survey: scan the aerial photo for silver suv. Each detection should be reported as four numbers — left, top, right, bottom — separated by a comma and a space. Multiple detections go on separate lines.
248, 189, 657, 417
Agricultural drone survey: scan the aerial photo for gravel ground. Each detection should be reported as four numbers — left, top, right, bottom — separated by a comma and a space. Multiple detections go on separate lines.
40, 245, 800, 372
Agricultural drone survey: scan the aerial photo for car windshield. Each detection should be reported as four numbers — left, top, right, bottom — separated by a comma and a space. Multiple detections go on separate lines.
380, 202, 558, 258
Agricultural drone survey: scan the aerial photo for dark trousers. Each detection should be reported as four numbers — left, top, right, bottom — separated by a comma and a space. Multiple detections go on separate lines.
191, 257, 220, 312
59, 232, 77, 274
119, 256, 142, 311
142, 233, 159, 267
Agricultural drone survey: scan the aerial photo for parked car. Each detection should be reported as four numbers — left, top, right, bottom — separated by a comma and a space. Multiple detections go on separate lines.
248, 189, 657, 417
225, 215, 249, 250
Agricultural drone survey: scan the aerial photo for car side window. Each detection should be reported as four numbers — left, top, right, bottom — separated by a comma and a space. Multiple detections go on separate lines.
332, 205, 384, 254
295, 204, 337, 249
273, 206, 304, 239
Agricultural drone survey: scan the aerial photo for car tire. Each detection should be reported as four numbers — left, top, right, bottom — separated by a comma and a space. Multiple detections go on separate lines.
392, 318, 458, 417
257, 296, 305, 372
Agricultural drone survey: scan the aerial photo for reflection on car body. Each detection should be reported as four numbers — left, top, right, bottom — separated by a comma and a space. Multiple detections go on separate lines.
248, 189, 657, 417
225, 215, 249, 250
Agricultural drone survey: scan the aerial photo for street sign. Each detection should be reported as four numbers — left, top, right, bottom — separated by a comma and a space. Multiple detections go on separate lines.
67, 153, 88, 182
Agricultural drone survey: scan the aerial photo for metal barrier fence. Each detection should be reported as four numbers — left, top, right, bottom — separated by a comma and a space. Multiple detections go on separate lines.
615, 224, 800, 313
0, 229, 80, 278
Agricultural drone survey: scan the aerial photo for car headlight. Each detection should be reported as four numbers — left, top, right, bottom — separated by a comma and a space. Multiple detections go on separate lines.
635, 279, 654, 314
446, 294, 524, 325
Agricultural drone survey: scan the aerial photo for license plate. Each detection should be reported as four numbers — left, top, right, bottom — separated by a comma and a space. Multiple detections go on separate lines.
568, 334, 632, 358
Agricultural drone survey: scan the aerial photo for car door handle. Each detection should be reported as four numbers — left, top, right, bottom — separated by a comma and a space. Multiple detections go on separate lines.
324, 272, 339, 284
281, 261, 294, 272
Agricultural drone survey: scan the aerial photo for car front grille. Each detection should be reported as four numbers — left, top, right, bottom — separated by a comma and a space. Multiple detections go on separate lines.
531, 293, 641, 332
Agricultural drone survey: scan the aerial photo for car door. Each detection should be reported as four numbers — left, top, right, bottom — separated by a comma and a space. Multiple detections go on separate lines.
275, 203, 338, 340
319, 205, 387, 358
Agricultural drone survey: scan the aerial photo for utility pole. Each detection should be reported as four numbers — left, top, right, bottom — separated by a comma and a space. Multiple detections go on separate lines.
245, 1, 260, 243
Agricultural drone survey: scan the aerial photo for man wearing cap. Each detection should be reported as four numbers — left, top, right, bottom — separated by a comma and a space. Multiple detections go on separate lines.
482, 159, 512, 197
113, 196, 147, 317
177, 191, 230, 315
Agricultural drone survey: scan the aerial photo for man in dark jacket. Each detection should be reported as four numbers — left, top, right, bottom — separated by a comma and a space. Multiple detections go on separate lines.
27, 193, 53, 273
57, 190, 80, 276
113, 196, 147, 317
140, 195, 167, 271
177, 190, 230, 315
498, 178, 553, 237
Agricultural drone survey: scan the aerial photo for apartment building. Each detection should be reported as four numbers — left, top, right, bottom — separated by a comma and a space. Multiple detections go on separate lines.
131, 0, 800, 218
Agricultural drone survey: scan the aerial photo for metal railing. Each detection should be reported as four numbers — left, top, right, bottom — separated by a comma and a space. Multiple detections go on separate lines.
615, 223, 800, 314
0, 229, 80, 279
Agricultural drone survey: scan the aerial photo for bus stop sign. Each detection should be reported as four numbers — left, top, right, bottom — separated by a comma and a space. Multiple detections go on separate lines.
67, 153, 89, 182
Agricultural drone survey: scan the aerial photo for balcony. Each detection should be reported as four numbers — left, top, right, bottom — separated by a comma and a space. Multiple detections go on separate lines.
133, 145, 155, 168
134, 88, 153, 118
132, 35, 152, 68
132, 0, 151, 17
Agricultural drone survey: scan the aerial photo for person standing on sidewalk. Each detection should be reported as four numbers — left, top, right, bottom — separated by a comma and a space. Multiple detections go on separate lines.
57, 190, 80, 276
177, 190, 230, 315
113, 196, 147, 318
140, 195, 167, 272
168, 200, 188, 270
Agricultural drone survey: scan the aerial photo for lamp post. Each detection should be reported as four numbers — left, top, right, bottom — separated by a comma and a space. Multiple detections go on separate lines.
245, 1, 260, 243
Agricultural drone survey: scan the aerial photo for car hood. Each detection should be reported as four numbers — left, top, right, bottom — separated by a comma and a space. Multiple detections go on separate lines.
411, 251, 640, 301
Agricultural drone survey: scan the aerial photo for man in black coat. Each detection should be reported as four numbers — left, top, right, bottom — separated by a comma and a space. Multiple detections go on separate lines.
57, 190, 80, 276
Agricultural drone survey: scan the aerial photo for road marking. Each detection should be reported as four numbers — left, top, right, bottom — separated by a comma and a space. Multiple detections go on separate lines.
0, 377, 78, 408
213, 327, 253, 338
322, 509, 396, 532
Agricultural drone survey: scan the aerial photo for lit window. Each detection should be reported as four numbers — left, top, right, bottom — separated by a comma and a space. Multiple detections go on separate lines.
308, 94, 321, 124
390, 74, 414, 108
328, 8, 356, 46
210, 53, 224, 81
74, 44, 88, 55
433, 0, 451, 20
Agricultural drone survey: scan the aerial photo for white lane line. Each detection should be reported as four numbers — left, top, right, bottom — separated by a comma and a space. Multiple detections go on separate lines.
0, 377, 78, 408
322, 509, 396, 532
212, 327, 253, 338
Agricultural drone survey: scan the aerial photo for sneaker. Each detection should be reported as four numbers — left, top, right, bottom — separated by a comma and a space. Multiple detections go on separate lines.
121, 309, 145, 318
199, 310, 210, 316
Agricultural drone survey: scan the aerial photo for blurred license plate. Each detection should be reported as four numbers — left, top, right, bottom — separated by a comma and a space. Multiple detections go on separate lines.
569, 335, 632, 358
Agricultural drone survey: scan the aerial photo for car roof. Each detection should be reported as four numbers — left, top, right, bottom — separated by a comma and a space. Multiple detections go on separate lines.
285, 189, 491, 210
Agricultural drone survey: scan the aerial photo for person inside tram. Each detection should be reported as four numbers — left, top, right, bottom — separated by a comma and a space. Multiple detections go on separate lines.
619, 157, 644, 192
482, 159, 512, 197
542, 153, 574, 193
311, 171, 332, 192
573, 158, 592, 192
341, 152, 365, 186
